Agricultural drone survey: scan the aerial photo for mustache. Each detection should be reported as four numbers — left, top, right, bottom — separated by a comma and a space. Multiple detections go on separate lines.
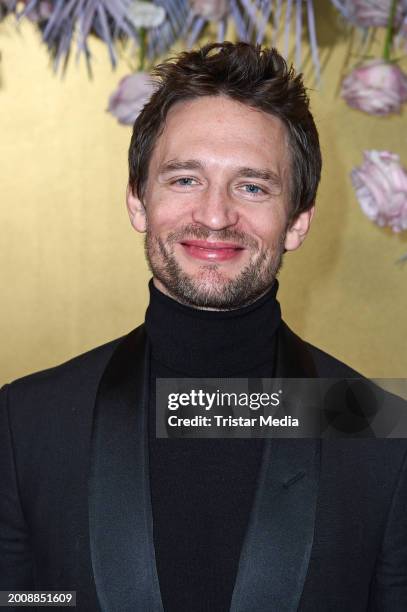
164, 224, 260, 251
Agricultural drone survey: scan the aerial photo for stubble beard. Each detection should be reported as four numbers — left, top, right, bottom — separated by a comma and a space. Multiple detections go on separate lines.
144, 224, 286, 310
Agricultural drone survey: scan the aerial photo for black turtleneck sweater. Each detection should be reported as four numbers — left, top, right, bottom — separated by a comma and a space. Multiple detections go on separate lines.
145, 280, 282, 612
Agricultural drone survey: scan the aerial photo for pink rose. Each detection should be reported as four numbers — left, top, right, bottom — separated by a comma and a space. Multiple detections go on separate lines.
345, 0, 407, 28
351, 150, 407, 233
107, 72, 155, 125
341, 60, 407, 116
189, 0, 229, 21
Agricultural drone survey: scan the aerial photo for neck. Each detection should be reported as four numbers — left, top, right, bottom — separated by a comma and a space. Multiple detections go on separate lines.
145, 278, 282, 377
152, 277, 276, 312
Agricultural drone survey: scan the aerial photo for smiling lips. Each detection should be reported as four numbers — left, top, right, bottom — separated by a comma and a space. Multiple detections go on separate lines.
180, 240, 245, 261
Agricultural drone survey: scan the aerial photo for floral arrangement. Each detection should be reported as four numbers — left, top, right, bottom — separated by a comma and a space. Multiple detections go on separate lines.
351, 151, 407, 234
334, 0, 407, 260
339, 0, 407, 117
1, 1, 325, 76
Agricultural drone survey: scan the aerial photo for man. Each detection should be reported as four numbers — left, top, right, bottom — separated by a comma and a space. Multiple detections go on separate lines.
1, 42, 406, 612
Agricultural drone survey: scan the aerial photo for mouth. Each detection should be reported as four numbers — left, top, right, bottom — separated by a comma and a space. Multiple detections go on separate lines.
179, 240, 245, 262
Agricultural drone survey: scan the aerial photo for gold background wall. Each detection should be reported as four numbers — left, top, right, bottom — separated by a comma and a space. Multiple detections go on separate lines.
1, 7, 406, 386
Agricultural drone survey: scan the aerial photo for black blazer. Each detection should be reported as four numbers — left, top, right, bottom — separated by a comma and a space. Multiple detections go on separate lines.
1, 322, 407, 611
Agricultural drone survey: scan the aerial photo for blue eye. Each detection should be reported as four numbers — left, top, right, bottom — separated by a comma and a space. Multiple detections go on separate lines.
244, 184, 264, 194
174, 177, 196, 186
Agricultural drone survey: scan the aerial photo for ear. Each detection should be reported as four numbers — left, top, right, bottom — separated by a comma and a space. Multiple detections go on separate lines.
284, 205, 315, 252
126, 184, 147, 233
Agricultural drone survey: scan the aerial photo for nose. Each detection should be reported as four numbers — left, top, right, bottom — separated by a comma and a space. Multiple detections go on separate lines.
191, 186, 239, 230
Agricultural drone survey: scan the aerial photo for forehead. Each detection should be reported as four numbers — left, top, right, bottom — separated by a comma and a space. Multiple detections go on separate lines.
149, 95, 290, 173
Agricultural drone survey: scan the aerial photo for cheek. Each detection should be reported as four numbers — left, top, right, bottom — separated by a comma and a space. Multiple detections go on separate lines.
241, 212, 287, 247
146, 208, 186, 234
145, 188, 191, 231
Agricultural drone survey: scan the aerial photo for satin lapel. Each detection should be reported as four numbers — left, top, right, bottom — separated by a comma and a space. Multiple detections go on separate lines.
230, 322, 320, 612
88, 325, 164, 612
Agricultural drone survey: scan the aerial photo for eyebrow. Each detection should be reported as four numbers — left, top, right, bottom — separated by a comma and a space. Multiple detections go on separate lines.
235, 167, 281, 185
158, 159, 281, 185
158, 159, 204, 175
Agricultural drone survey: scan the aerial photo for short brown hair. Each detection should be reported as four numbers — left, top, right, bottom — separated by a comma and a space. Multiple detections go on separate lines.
128, 41, 321, 218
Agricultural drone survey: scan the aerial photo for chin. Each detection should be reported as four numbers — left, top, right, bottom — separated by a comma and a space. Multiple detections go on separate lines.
190, 266, 242, 290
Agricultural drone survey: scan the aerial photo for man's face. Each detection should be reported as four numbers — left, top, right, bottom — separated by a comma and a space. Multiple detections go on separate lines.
127, 95, 313, 310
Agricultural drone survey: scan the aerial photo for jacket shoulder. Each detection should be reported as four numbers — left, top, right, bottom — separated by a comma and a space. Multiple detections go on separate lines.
2, 327, 143, 403
279, 320, 362, 378
304, 340, 362, 378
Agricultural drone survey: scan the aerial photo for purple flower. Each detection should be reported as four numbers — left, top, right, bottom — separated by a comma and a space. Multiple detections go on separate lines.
341, 0, 407, 28
351, 150, 407, 233
17, 0, 144, 72
341, 60, 407, 116
189, 0, 228, 21
107, 72, 155, 125
128, 1, 166, 28
23, 1, 53, 22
